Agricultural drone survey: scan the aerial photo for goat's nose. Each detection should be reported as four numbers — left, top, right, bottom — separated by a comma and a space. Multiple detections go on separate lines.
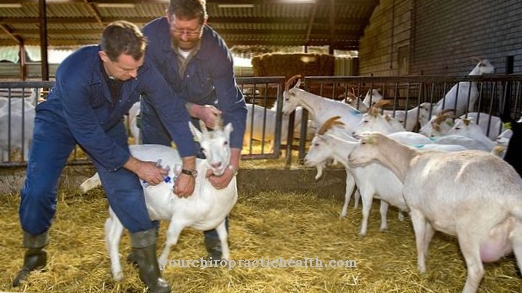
211, 162, 222, 169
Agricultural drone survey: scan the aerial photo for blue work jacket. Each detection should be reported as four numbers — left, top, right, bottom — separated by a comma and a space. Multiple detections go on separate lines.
142, 17, 247, 149
37, 45, 197, 171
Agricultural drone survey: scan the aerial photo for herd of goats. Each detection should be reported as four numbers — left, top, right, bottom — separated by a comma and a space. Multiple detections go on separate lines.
2, 58, 522, 292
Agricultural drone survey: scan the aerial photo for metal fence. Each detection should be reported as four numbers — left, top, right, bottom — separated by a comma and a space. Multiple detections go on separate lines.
292, 75, 522, 161
0, 78, 292, 167
1, 75, 522, 168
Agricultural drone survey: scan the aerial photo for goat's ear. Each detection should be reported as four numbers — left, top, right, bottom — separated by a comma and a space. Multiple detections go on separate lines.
189, 121, 203, 142
224, 122, 234, 135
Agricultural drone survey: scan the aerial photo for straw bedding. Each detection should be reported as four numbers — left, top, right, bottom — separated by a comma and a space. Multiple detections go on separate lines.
0, 178, 521, 292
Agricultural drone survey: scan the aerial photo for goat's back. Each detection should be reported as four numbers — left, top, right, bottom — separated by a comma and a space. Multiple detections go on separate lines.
403, 150, 522, 235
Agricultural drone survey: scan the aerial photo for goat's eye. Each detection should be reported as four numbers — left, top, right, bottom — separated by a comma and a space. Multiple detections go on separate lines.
199, 147, 205, 153
224, 141, 228, 146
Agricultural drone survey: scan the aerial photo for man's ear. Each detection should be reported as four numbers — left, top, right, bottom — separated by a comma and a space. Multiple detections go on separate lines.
98, 51, 109, 63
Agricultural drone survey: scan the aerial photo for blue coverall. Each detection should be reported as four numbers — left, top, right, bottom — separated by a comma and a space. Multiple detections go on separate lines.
19, 45, 197, 236
140, 17, 247, 240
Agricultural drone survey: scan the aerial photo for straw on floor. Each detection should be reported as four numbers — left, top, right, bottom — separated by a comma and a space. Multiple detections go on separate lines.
1, 185, 521, 292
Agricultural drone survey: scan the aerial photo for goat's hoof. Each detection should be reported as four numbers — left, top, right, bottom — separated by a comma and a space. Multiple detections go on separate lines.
113, 272, 124, 282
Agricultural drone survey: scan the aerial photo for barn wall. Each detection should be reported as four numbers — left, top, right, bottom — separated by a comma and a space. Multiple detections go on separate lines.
359, 0, 522, 76
358, 0, 412, 76
411, 0, 522, 75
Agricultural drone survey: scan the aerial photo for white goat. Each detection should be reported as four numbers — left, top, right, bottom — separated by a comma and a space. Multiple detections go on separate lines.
282, 75, 363, 136
419, 109, 456, 137
304, 117, 407, 235
353, 101, 406, 135
348, 132, 522, 293
433, 59, 495, 116
244, 102, 312, 151
0, 96, 36, 161
462, 112, 505, 140
382, 102, 433, 132
362, 89, 383, 107
80, 119, 238, 281
340, 90, 369, 113
446, 118, 496, 151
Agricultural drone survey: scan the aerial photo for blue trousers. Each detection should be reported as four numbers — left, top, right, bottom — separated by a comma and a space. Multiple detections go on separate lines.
140, 97, 228, 241
19, 111, 154, 236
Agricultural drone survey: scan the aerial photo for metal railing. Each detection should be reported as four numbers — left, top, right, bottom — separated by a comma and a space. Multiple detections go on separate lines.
2, 75, 522, 168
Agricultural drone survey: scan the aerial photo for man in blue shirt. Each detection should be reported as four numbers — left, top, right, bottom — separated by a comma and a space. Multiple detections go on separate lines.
141, 0, 247, 260
13, 20, 196, 293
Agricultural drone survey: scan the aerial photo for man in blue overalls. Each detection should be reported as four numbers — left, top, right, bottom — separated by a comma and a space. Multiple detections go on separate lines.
13, 20, 198, 293
140, 0, 247, 260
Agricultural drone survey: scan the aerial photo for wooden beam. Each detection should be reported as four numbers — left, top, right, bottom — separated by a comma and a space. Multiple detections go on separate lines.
0, 24, 21, 45
304, 3, 317, 45
0, 16, 367, 26
329, 0, 335, 53
10, 28, 362, 35
85, 0, 104, 24
0, 37, 359, 48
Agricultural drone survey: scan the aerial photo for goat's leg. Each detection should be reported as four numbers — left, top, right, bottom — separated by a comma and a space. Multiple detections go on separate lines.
214, 221, 230, 260
359, 188, 374, 236
423, 222, 435, 258
341, 171, 356, 218
409, 208, 428, 273
105, 209, 125, 281
457, 230, 484, 293
378, 200, 389, 232
80, 172, 101, 193
510, 223, 522, 287
158, 221, 185, 267
354, 189, 361, 209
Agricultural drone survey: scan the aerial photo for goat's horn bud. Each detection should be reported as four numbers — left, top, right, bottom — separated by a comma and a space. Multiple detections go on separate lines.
373, 99, 390, 109
439, 108, 456, 115
285, 74, 302, 91
318, 116, 344, 135
215, 113, 223, 130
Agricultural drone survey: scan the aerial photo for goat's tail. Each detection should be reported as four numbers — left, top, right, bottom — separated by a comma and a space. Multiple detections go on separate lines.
80, 172, 102, 193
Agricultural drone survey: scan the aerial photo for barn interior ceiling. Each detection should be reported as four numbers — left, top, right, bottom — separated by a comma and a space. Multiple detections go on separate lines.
0, 0, 380, 50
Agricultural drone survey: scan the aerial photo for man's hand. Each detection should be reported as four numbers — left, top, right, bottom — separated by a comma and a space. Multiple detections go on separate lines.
174, 173, 196, 197
205, 166, 236, 189
124, 157, 168, 186
173, 155, 197, 197
192, 104, 222, 128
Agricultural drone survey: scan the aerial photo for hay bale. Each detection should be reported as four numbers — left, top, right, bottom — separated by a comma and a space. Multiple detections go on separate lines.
251, 53, 335, 81
251, 53, 337, 108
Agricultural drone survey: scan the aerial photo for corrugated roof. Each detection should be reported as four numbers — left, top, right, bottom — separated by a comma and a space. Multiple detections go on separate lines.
0, 0, 379, 50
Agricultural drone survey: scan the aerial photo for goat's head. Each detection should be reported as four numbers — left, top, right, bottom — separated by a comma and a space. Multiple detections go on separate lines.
470, 57, 495, 75
282, 74, 303, 115
189, 114, 233, 177
446, 118, 482, 137
347, 132, 382, 167
417, 102, 435, 126
304, 116, 345, 179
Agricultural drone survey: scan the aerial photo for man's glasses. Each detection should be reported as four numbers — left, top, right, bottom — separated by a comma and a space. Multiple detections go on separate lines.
171, 26, 202, 37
